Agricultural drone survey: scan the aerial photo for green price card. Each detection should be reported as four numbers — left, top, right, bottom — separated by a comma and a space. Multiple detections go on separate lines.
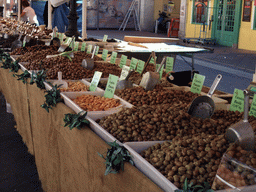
89, 71, 102, 91
129, 57, 138, 70
156, 64, 164, 79
81, 42, 86, 51
101, 49, 108, 61
74, 42, 79, 51
56, 32, 58, 38
95, 46, 100, 55
136, 60, 145, 74
230, 89, 244, 112
64, 37, 72, 44
23, 36, 26, 47
69, 38, 75, 48
87, 44, 93, 54
120, 65, 130, 80
119, 55, 127, 68
103, 35, 108, 42
104, 74, 119, 98
166, 57, 174, 73
149, 56, 157, 64
249, 94, 256, 117
110, 52, 117, 64
60, 33, 64, 42
190, 73, 205, 94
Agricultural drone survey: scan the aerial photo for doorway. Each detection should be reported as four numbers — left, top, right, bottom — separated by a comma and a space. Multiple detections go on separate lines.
212, 0, 242, 47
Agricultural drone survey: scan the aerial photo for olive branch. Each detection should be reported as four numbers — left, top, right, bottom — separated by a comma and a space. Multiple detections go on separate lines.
41, 84, 63, 112
63, 111, 90, 130
175, 178, 214, 192
14, 70, 31, 84
98, 141, 134, 176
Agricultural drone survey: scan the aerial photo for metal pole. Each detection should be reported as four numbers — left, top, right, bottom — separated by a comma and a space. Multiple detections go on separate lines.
82, 0, 87, 39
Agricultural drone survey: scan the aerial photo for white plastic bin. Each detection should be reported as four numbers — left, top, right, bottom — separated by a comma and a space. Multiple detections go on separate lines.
124, 141, 178, 192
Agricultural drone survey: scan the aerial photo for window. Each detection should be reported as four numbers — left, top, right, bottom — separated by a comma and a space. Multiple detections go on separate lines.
243, 0, 252, 21
192, 0, 208, 24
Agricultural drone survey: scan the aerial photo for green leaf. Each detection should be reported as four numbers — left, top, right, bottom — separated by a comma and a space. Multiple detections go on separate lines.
183, 178, 188, 190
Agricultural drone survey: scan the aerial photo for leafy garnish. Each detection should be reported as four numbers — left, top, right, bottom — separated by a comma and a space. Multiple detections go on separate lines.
14, 70, 31, 84
98, 141, 134, 176
175, 178, 214, 192
63, 111, 90, 130
31, 70, 47, 89
41, 84, 63, 112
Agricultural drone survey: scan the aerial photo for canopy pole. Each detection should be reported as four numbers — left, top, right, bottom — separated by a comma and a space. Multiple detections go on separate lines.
17, 0, 20, 20
48, 0, 53, 29
82, 0, 87, 39
3, 0, 6, 18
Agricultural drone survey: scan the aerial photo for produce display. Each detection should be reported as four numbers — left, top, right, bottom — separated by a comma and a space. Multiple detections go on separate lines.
2, 22, 256, 191
59, 81, 89, 92
72, 95, 121, 111
212, 143, 256, 190
0, 18, 52, 39
115, 87, 197, 107
97, 103, 252, 143
140, 134, 231, 189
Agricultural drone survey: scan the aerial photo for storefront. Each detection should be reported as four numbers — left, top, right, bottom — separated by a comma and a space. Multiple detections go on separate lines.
184, 0, 256, 51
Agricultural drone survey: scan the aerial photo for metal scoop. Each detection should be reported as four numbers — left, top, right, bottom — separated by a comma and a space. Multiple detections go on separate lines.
53, 71, 68, 88
140, 56, 166, 91
226, 90, 255, 151
116, 70, 134, 90
46, 50, 74, 60
58, 36, 74, 52
11, 33, 22, 51
188, 74, 222, 119
81, 46, 97, 70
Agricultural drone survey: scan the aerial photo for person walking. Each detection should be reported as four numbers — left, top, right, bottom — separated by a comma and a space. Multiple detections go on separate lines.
20, 0, 39, 26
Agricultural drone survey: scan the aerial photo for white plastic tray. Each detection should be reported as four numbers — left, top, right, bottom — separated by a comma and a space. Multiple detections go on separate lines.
46, 79, 103, 92
61, 91, 133, 121
10, 55, 21, 61
124, 141, 178, 192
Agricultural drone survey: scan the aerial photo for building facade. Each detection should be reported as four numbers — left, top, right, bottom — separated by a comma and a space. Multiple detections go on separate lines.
182, 0, 256, 51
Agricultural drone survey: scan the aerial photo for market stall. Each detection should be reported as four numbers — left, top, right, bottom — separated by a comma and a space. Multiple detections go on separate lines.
1, 18, 256, 192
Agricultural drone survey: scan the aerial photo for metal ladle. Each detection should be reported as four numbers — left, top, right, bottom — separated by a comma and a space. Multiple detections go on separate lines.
81, 46, 97, 70
226, 90, 255, 151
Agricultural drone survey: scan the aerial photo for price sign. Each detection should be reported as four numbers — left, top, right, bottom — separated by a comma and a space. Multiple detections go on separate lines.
89, 71, 102, 91
74, 42, 79, 51
166, 57, 174, 73
120, 65, 130, 80
95, 46, 100, 55
87, 44, 93, 54
23, 36, 26, 47
149, 56, 157, 64
249, 94, 256, 117
230, 89, 244, 112
119, 55, 127, 68
110, 51, 118, 64
190, 74, 205, 94
156, 64, 164, 79
69, 38, 75, 48
58, 33, 62, 42
103, 35, 108, 42
64, 37, 72, 44
129, 57, 138, 70
104, 74, 119, 98
136, 60, 145, 74
81, 42, 86, 51
56, 32, 58, 38
101, 49, 108, 61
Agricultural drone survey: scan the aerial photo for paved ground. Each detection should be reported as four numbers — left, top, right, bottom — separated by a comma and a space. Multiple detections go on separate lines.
0, 93, 43, 192
0, 29, 256, 191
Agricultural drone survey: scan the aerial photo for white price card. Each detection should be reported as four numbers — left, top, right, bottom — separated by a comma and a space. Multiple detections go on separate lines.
89, 71, 102, 91
119, 65, 130, 81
